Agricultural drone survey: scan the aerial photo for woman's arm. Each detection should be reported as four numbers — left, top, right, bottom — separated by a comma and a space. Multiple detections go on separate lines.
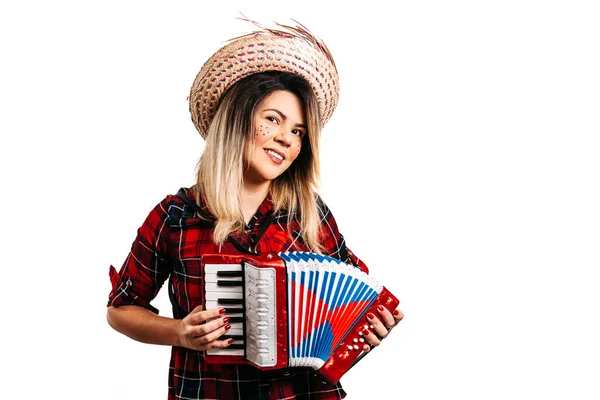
106, 304, 234, 351
107, 305, 181, 346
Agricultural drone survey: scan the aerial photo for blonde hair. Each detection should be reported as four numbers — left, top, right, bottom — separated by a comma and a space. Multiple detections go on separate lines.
194, 72, 325, 253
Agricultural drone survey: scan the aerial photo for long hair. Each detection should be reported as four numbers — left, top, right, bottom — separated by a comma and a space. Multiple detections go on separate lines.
194, 71, 324, 252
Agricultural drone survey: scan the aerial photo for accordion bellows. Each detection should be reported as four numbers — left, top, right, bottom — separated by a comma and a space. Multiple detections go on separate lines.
202, 251, 399, 384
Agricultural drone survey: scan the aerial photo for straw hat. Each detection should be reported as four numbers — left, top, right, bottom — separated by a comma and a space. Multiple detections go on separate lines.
189, 19, 340, 138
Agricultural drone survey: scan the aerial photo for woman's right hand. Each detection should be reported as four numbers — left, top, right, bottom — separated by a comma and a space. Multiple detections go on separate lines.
177, 306, 233, 351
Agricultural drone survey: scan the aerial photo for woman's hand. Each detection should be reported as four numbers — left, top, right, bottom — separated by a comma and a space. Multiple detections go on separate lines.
177, 306, 234, 351
361, 305, 404, 352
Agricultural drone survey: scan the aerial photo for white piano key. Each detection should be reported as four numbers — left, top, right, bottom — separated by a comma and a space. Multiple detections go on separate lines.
205, 283, 243, 293
205, 264, 242, 273
229, 322, 243, 330
206, 348, 244, 356
205, 301, 221, 310
228, 328, 243, 336
205, 292, 243, 301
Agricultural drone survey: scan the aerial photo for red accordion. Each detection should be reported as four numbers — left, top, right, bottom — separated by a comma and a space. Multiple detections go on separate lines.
201, 251, 399, 384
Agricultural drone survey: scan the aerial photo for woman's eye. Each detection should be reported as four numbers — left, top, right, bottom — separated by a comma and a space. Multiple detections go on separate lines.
292, 129, 305, 136
266, 116, 279, 124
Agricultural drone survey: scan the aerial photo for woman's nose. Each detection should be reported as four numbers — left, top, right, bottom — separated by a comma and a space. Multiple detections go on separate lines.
274, 129, 292, 146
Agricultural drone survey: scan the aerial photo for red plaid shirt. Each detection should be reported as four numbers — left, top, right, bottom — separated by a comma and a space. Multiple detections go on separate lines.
108, 187, 368, 400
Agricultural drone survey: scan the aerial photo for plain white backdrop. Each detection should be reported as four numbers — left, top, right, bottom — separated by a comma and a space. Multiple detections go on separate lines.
1, 0, 599, 399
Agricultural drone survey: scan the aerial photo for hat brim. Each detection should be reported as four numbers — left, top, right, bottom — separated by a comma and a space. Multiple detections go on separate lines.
189, 34, 340, 138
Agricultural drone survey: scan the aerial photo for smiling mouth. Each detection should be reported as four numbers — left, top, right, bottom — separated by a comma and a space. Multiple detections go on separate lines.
265, 149, 285, 164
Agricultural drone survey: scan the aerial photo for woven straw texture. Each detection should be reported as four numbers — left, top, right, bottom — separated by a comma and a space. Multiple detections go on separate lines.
189, 33, 340, 138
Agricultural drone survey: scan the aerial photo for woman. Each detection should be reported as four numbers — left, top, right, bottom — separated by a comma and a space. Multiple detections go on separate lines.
107, 21, 403, 399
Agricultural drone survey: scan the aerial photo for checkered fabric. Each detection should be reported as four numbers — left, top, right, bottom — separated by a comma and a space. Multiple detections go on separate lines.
108, 187, 368, 399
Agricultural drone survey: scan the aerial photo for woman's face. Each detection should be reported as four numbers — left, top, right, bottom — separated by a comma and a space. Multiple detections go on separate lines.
244, 90, 306, 185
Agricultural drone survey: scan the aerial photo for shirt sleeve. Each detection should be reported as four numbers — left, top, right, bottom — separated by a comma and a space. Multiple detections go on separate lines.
107, 196, 174, 314
317, 198, 369, 274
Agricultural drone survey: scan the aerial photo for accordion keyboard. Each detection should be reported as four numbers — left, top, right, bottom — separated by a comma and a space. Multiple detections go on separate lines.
204, 263, 245, 356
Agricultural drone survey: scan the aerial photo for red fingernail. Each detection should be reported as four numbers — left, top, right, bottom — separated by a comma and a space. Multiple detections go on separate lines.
222, 317, 230, 324
225, 324, 231, 330
377, 305, 384, 312
393, 309, 400, 316
367, 312, 375, 320
362, 327, 370, 336
219, 308, 226, 314
227, 338, 234, 344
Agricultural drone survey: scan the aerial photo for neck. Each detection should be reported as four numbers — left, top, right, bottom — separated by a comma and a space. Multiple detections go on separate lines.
240, 180, 270, 224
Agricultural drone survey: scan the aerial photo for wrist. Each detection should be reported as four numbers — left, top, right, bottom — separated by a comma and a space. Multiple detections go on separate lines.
171, 318, 184, 348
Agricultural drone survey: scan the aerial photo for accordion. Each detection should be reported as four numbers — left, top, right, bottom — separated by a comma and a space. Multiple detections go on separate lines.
202, 251, 399, 384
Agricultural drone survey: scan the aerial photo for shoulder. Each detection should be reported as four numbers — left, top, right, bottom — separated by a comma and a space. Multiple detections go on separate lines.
164, 186, 215, 228
136, 187, 203, 229
315, 194, 332, 218
314, 194, 339, 228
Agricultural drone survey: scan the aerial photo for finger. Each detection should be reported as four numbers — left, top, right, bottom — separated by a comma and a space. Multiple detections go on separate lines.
193, 319, 233, 345
376, 304, 395, 328
366, 312, 389, 339
201, 337, 236, 351
188, 315, 231, 338
190, 305, 204, 313
185, 306, 226, 326
360, 326, 381, 347
189, 335, 234, 351
393, 308, 404, 323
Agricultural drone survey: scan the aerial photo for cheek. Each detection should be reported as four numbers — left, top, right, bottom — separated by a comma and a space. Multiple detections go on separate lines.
255, 124, 270, 136
255, 125, 268, 136
290, 143, 302, 161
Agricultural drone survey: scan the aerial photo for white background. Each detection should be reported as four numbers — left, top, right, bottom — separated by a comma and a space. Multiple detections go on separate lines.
1, 0, 599, 399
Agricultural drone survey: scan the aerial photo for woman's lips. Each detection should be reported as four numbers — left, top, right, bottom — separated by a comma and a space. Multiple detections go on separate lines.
265, 149, 284, 165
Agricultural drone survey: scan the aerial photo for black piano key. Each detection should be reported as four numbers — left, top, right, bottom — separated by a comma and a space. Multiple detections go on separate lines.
221, 335, 244, 341
224, 308, 244, 314
217, 280, 243, 287
226, 344, 245, 350
226, 317, 244, 323
217, 271, 243, 277
218, 298, 243, 305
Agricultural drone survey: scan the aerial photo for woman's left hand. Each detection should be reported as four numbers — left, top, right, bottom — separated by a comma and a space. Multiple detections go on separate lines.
361, 305, 404, 352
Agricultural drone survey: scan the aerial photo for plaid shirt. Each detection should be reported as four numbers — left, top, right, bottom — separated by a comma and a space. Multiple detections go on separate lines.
108, 187, 368, 400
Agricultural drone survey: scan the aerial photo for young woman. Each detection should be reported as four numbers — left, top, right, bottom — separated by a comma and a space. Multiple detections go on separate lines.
107, 22, 403, 400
